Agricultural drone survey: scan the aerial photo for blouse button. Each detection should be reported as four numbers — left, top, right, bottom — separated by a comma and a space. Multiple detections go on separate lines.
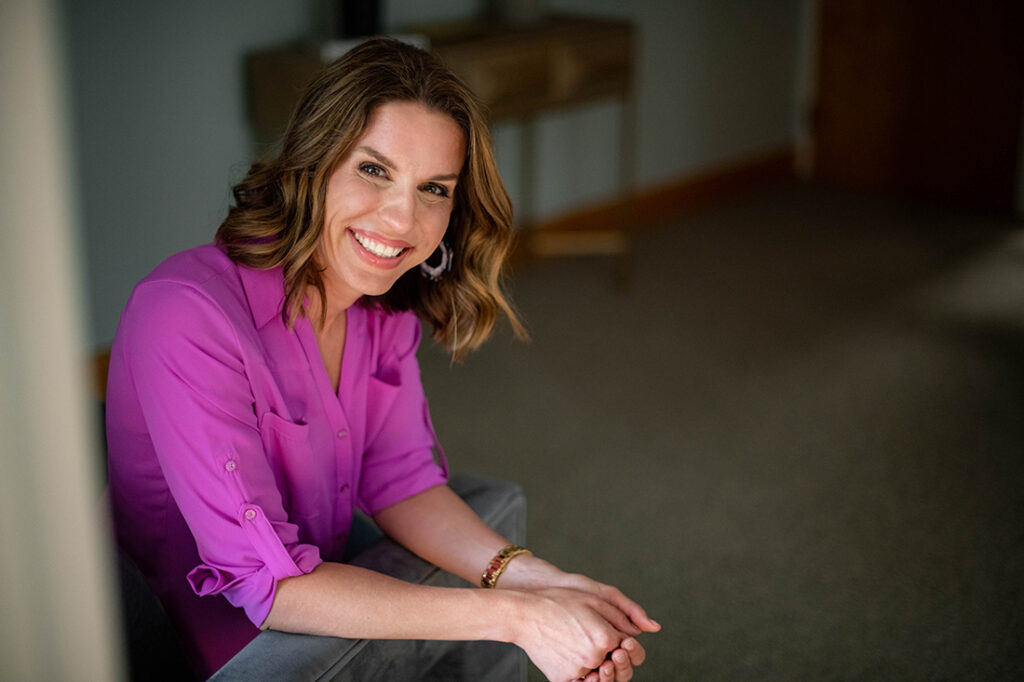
336, 429, 348, 439
224, 461, 237, 472
339, 483, 350, 495
244, 508, 257, 521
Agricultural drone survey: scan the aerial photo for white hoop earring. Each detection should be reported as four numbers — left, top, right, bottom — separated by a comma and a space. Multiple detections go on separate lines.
420, 241, 453, 281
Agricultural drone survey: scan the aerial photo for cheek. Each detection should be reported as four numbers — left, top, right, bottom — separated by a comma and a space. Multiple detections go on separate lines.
426, 205, 454, 244
325, 178, 377, 229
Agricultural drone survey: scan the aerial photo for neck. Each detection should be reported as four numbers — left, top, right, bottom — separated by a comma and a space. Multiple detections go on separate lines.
306, 283, 357, 334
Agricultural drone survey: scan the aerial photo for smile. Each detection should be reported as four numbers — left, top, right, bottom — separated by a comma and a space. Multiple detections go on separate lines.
352, 231, 407, 259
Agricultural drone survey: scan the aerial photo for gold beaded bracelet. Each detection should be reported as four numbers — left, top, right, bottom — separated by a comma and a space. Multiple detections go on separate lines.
480, 544, 532, 589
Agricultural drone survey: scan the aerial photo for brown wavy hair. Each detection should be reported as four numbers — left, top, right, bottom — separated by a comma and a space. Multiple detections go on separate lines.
216, 37, 524, 360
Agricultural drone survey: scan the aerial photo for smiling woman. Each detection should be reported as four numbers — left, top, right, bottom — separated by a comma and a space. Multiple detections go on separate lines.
218, 38, 523, 360
104, 37, 658, 681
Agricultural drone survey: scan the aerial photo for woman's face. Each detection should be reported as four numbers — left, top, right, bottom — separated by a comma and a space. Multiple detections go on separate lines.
318, 100, 465, 310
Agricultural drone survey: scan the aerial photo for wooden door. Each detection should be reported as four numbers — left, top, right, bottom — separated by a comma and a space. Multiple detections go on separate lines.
814, 0, 1024, 211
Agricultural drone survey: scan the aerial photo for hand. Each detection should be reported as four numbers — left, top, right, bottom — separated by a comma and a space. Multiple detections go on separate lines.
578, 637, 646, 682
509, 587, 639, 682
554, 572, 661, 638
501, 557, 661, 637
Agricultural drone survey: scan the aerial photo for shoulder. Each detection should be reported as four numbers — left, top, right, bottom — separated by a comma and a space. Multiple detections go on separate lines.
131, 244, 248, 310
119, 244, 252, 347
142, 244, 237, 293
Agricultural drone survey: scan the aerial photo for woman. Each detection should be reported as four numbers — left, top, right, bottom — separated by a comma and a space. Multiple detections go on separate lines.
106, 37, 659, 681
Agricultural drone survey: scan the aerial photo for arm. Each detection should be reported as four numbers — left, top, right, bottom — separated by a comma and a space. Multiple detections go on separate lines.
263, 560, 637, 681
264, 485, 656, 681
373, 485, 659, 630
371, 484, 661, 681
355, 315, 656, 629
119, 279, 324, 626
263, 560, 502, 640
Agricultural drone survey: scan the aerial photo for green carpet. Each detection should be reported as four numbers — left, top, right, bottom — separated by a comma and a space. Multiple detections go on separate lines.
418, 184, 1024, 681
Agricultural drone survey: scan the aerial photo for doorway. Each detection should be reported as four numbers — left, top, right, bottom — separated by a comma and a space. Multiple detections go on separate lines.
813, 0, 1024, 211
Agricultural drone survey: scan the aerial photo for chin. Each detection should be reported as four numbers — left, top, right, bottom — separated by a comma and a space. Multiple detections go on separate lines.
358, 273, 406, 299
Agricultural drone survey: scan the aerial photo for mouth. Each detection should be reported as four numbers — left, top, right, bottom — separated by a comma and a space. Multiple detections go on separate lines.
350, 229, 408, 261
352, 230, 407, 258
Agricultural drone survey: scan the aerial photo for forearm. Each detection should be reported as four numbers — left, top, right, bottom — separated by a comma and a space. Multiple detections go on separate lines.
263, 559, 646, 682
264, 484, 561, 641
263, 561, 517, 642
371, 484, 658, 635
372, 483, 528, 585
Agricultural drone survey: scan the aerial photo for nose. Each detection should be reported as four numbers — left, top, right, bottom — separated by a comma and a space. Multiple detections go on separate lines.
378, 186, 416, 235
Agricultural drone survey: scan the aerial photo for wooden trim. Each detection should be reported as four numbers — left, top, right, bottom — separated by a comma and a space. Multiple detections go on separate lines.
509, 147, 794, 264
532, 146, 795, 236
92, 351, 110, 402
529, 229, 631, 258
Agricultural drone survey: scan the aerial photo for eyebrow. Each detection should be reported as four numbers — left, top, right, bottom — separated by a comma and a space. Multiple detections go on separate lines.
356, 145, 459, 182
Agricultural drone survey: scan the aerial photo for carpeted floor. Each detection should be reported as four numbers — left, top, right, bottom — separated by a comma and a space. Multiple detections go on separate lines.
417, 184, 1024, 681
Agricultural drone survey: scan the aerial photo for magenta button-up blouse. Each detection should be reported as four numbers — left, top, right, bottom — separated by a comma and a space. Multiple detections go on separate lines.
105, 244, 448, 676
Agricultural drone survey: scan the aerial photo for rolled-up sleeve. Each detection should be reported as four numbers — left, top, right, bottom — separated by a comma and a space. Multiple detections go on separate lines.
357, 312, 448, 515
121, 280, 321, 627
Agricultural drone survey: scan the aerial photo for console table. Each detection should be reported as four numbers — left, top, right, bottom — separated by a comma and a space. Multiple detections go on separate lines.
246, 13, 636, 262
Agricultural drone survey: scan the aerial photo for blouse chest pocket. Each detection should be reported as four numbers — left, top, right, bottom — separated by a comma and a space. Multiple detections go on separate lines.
257, 411, 327, 520
364, 364, 401, 444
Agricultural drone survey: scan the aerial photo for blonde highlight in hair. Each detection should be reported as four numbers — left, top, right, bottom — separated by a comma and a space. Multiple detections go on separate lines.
217, 37, 524, 358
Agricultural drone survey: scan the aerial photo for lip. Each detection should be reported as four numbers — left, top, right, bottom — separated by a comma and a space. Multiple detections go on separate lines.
347, 228, 411, 269
350, 228, 412, 250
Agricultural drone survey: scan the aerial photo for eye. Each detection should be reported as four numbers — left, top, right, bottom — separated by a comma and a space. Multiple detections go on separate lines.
359, 162, 388, 178
422, 183, 451, 198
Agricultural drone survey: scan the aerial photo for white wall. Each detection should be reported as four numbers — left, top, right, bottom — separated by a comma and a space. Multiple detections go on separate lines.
398, 0, 802, 222
63, 0, 319, 348
539, 0, 800, 186
66, 0, 802, 347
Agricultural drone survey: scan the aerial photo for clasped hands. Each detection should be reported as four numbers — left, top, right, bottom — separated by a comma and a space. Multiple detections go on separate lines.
496, 556, 661, 682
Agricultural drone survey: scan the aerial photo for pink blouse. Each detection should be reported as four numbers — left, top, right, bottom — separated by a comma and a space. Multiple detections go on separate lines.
105, 244, 448, 677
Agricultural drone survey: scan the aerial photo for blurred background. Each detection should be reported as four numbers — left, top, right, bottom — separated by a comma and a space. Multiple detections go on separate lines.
3, 0, 1023, 679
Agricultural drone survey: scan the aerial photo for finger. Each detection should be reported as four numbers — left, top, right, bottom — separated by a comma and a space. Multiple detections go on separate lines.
611, 648, 634, 681
561, 576, 660, 634
582, 671, 600, 682
587, 596, 642, 637
600, 586, 661, 633
621, 637, 647, 666
599, 658, 617, 681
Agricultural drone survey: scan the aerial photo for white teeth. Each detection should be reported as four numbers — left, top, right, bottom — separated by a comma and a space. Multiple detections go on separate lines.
353, 232, 405, 258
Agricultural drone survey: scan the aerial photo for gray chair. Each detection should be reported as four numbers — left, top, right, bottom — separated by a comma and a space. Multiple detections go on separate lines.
119, 472, 528, 681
